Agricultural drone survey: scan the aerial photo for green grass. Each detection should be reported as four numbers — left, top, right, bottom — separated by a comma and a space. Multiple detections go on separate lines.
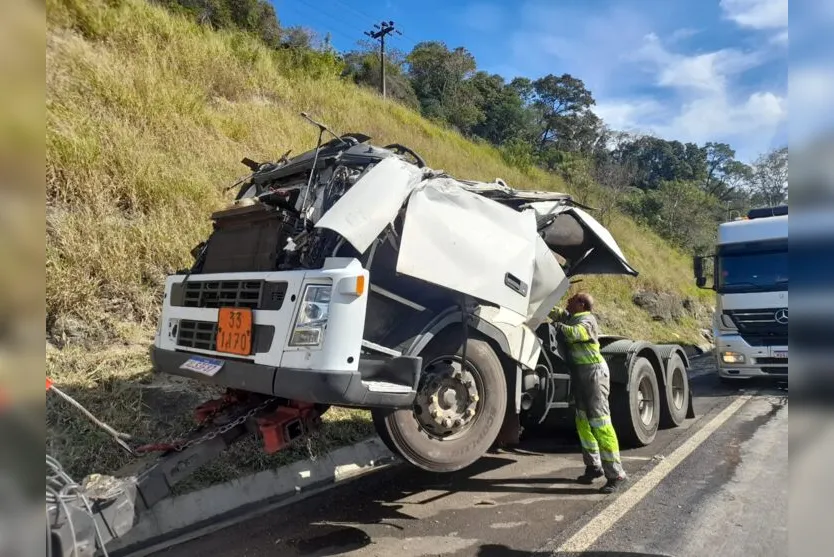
46, 0, 713, 490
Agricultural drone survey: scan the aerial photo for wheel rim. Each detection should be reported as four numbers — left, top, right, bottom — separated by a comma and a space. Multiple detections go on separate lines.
671, 369, 685, 410
637, 375, 655, 426
413, 356, 482, 441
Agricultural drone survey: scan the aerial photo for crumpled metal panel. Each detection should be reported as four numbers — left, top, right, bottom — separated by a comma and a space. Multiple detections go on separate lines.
396, 177, 539, 317
314, 157, 425, 254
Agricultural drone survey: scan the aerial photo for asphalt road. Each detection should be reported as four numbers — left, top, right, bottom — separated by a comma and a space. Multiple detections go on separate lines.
155, 355, 788, 557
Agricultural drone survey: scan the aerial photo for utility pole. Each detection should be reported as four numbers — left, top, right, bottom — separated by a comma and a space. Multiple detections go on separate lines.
364, 21, 401, 98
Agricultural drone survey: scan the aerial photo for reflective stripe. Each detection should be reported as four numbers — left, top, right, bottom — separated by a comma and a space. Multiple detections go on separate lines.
576, 413, 598, 451
593, 422, 622, 463
600, 450, 622, 462
589, 415, 612, 428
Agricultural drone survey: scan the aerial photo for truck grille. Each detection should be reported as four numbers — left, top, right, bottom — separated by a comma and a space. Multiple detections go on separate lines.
183, 280, 263, 309
171, 280, 287, 310
725, 308, 788, 347
176, 319, 274, 354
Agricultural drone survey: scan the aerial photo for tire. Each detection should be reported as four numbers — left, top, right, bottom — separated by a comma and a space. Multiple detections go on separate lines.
659, 354, 689, 428
371, 332, 507, 473
611, 356, 660, 447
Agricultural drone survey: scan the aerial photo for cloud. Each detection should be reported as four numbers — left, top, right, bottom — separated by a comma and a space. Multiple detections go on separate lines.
504, 1, 786, 162
668, 27, 701, 43
719, 0, 788, 30
593, 32, 786, 161
632, 33, 765, 93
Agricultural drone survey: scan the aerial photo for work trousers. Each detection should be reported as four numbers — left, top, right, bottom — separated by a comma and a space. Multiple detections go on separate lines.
573, 361, 626, 479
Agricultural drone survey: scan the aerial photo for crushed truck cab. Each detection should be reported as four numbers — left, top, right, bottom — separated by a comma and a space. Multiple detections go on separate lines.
151, 119, 693, 473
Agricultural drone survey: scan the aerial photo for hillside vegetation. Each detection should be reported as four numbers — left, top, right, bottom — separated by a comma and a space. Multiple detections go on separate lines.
46, 0, 712, 487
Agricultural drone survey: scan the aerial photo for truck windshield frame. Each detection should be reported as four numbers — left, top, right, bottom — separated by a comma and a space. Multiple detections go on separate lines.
716, 238, 788, 294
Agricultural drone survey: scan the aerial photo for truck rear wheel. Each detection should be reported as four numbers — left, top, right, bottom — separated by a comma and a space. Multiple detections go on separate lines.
659, 353, 689, 428
371, 333, 507, 473
611, 356, 660, 447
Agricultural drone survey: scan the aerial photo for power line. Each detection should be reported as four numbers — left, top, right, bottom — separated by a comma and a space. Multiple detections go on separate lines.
284, 0, 363, 46
364, 21, 402, 98
328, 0, 419, 48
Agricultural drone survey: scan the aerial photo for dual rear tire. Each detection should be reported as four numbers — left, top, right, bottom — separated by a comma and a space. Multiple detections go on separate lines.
612, 353, 690, 447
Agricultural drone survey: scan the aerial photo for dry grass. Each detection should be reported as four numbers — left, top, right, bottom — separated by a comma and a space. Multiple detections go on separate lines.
46, 0, 712, 490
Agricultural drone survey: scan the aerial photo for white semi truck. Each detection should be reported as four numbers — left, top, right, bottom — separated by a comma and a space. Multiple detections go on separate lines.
147, 116, 693, 473
694, 205, 788, 383
48, 117, 697, 556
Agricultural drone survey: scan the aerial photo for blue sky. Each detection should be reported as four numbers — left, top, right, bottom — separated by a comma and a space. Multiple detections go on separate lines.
272, 0, 793, 163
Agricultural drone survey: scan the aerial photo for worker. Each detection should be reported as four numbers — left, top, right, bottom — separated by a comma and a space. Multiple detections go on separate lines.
549, 292, 628, 494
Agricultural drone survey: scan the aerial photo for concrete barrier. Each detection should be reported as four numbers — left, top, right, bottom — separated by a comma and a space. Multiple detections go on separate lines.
108, 437, 398, 556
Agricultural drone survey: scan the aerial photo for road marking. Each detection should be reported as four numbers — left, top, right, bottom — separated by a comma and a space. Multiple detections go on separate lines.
555, 394, 753, 553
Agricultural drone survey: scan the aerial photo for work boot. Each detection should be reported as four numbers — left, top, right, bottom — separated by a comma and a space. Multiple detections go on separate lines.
577, 465, 604, 484
599, 475, 628, 494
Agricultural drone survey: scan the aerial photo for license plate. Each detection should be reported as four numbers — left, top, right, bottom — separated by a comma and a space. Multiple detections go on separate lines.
180, 356, 224, 377
217, 307, 253, 356
773, 351, 788, 359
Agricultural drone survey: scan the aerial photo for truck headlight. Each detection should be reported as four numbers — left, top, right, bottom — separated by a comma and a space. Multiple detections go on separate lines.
720, 351, 746, 364
289, 284, 331, 347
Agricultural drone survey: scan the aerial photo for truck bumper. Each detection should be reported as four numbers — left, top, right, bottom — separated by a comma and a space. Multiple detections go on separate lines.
150, 346, 421, 409
714, 334, 788, 379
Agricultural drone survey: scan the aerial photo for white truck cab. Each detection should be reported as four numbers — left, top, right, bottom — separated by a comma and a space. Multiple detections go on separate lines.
694, 205, 788, 382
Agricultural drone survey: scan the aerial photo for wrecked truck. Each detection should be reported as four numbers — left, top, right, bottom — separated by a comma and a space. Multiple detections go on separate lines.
150, 116, 694, 474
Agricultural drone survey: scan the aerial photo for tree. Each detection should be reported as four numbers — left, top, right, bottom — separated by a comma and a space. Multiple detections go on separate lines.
467, 72, 532, 145
406, 42, 482, 132
702, 142, 753, 202
614, 136, 707, 190
624, 180, 723, 252
342, 42, 419, 109
529, 73, 601, 154
748, 146, 788, 207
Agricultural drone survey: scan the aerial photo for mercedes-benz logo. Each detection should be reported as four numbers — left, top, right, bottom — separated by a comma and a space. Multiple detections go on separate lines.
774, 308, 788, 325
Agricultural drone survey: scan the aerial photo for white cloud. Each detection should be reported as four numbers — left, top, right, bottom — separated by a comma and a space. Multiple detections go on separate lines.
595, 33, 786, 161
668, 27, 701, 43
632, 33, 765, 93
719, 0, 788, 30
506, 2, 787, 162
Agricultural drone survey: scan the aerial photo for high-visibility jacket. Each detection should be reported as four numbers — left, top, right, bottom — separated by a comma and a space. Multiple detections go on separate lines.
548, 307, 605, 366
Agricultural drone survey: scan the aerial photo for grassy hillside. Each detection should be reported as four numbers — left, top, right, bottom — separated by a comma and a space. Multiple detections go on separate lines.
46, 0, 712, 487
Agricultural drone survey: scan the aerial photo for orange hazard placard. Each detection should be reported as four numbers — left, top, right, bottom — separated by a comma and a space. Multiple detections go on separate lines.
217, 307, 253, 356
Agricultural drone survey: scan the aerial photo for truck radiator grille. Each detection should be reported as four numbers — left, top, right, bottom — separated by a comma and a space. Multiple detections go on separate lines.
176, 319, 274, 354
170, 280, 287, 310
725, 308, 788, 347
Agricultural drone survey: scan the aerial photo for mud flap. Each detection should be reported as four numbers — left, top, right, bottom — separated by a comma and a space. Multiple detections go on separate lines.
686, 388, 696, 419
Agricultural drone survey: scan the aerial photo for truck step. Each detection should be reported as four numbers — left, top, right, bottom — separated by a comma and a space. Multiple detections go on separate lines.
362, 380, 413, 394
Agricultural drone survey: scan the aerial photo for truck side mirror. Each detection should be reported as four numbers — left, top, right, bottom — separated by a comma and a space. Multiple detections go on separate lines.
693, 256, 703, 280
693, 255, 713, 290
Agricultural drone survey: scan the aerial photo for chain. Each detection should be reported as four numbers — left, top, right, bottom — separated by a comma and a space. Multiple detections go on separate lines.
170, 397, 275, 452
137, 397, 276, 480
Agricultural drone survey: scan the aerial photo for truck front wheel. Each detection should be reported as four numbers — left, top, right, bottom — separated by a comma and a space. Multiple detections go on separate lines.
371, 333, 507, 473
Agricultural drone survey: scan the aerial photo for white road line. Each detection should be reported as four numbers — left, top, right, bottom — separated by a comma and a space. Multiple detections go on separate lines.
556, 394, 753, 554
